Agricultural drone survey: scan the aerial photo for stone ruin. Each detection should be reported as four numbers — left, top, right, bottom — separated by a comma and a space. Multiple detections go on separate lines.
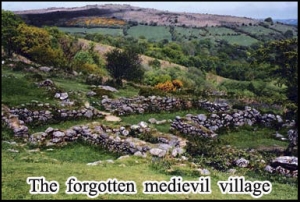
170, 106, 288, 139
101, 95, 230, 115
2, 95, 298, 177
2, 103, 186, 159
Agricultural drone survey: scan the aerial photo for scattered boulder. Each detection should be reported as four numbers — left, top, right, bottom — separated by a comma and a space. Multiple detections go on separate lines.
39, 66, 52, 72
87, 160, 102, 166
197, 168, 210, 175
98, 85, 118, 92
38, 79, 54, 87
54, 92, 69, 100
234, 158, 249, 168
86, 91, 97, 97
149, 148, 166, 157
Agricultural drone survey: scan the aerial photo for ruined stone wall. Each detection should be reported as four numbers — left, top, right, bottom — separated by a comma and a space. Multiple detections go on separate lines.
170, 106, 288, 139
101, 96, 230, 115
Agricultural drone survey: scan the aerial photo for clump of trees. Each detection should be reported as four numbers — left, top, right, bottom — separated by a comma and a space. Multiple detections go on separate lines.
105, 47, 144, 86
254, 38, 298, 121
2, 10, 106, 77
1, 10, 23, 57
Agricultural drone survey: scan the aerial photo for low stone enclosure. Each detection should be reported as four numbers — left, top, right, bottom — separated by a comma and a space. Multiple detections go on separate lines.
101, 95, 230, 115
2, 95, 298, 178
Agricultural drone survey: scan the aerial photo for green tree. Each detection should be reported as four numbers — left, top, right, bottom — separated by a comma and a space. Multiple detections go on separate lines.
284, 30, 294, 39
13, 23, 66, 67
264, 17, 273, 24
105, 47, 144, 86
1, 10, 24, 56
254, 38, 298, 121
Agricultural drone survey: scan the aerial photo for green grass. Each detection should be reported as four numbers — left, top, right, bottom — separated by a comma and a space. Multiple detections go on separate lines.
214, 34, 259, 46
113, 84, 140, 98
205, 27, 237, 35
1, 71, 55, 107
238, 25, 279, 35
218, 126, 289, 150
175, 27, 207, 41
120, 109, 207, 133
271, 24, 298, 35
51, 77, 90, 93
2, 138, 298, 200
127, 25, 172, 42
28, 118, 104, 134
2, 59, 297, 200
175, 27, 207, 36
58, 27, 124, 36
42, 141, 119, 163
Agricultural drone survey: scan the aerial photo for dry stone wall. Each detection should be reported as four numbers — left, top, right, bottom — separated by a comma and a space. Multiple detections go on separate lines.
101, 96, 230, 115
2, 104, 185, 157
170, 106, 288, 139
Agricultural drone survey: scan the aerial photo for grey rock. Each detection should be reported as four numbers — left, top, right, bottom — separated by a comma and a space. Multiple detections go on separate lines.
139, 121, 148, 128
198, 168, 210, 175
271, 156, 298, 170
52, 138, 62, 143
264, 165, 275, 173
197, 114, 207, 121
7, 149, 19, 153
87, 160, 102, 166
86, 91, 97, 97
209, 126, 218, 131
60, 92, 68, 100
39, 79, 54, 87
54, 93, 61, 99
181, 156, 188, 161
84, 110, 93, 118
122, 105, 133, 113
53, 131, 65, 138
156, 120, 167, 125
65, 129, 76, 137
98, 85, 118, 92
158, 144, 172, 151
121, 130, 129, 136
148, 118, 157, 124
118, 155, 130, 160
171, 148, 178, 157
39, 66, 52, 72
134, 151, 147, 158
276, 115, 283, 123
130, 125, 140, 130
274, 132, 284, 139
234, 158, 249, 168
149, 148, 166, 157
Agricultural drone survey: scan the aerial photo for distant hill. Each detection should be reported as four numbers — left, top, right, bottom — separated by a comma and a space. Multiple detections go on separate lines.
13, 4, 259, 28
12, 4, 297, 47
274, 19, 298, 26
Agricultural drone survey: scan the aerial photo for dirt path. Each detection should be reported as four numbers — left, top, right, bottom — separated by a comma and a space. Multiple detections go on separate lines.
98, 111, 121, 122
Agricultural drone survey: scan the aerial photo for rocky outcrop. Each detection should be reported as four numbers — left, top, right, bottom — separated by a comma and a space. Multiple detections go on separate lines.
265, 156, 298, 178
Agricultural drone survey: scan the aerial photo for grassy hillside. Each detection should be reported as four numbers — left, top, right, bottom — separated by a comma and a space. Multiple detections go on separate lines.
1, 58, 297, 200
2, 8, 298, 200
2, 138, 297, 200
58, 22, 296, 46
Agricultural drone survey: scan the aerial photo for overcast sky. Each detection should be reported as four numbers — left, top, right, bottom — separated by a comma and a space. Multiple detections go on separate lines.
1, 1, 298, 19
